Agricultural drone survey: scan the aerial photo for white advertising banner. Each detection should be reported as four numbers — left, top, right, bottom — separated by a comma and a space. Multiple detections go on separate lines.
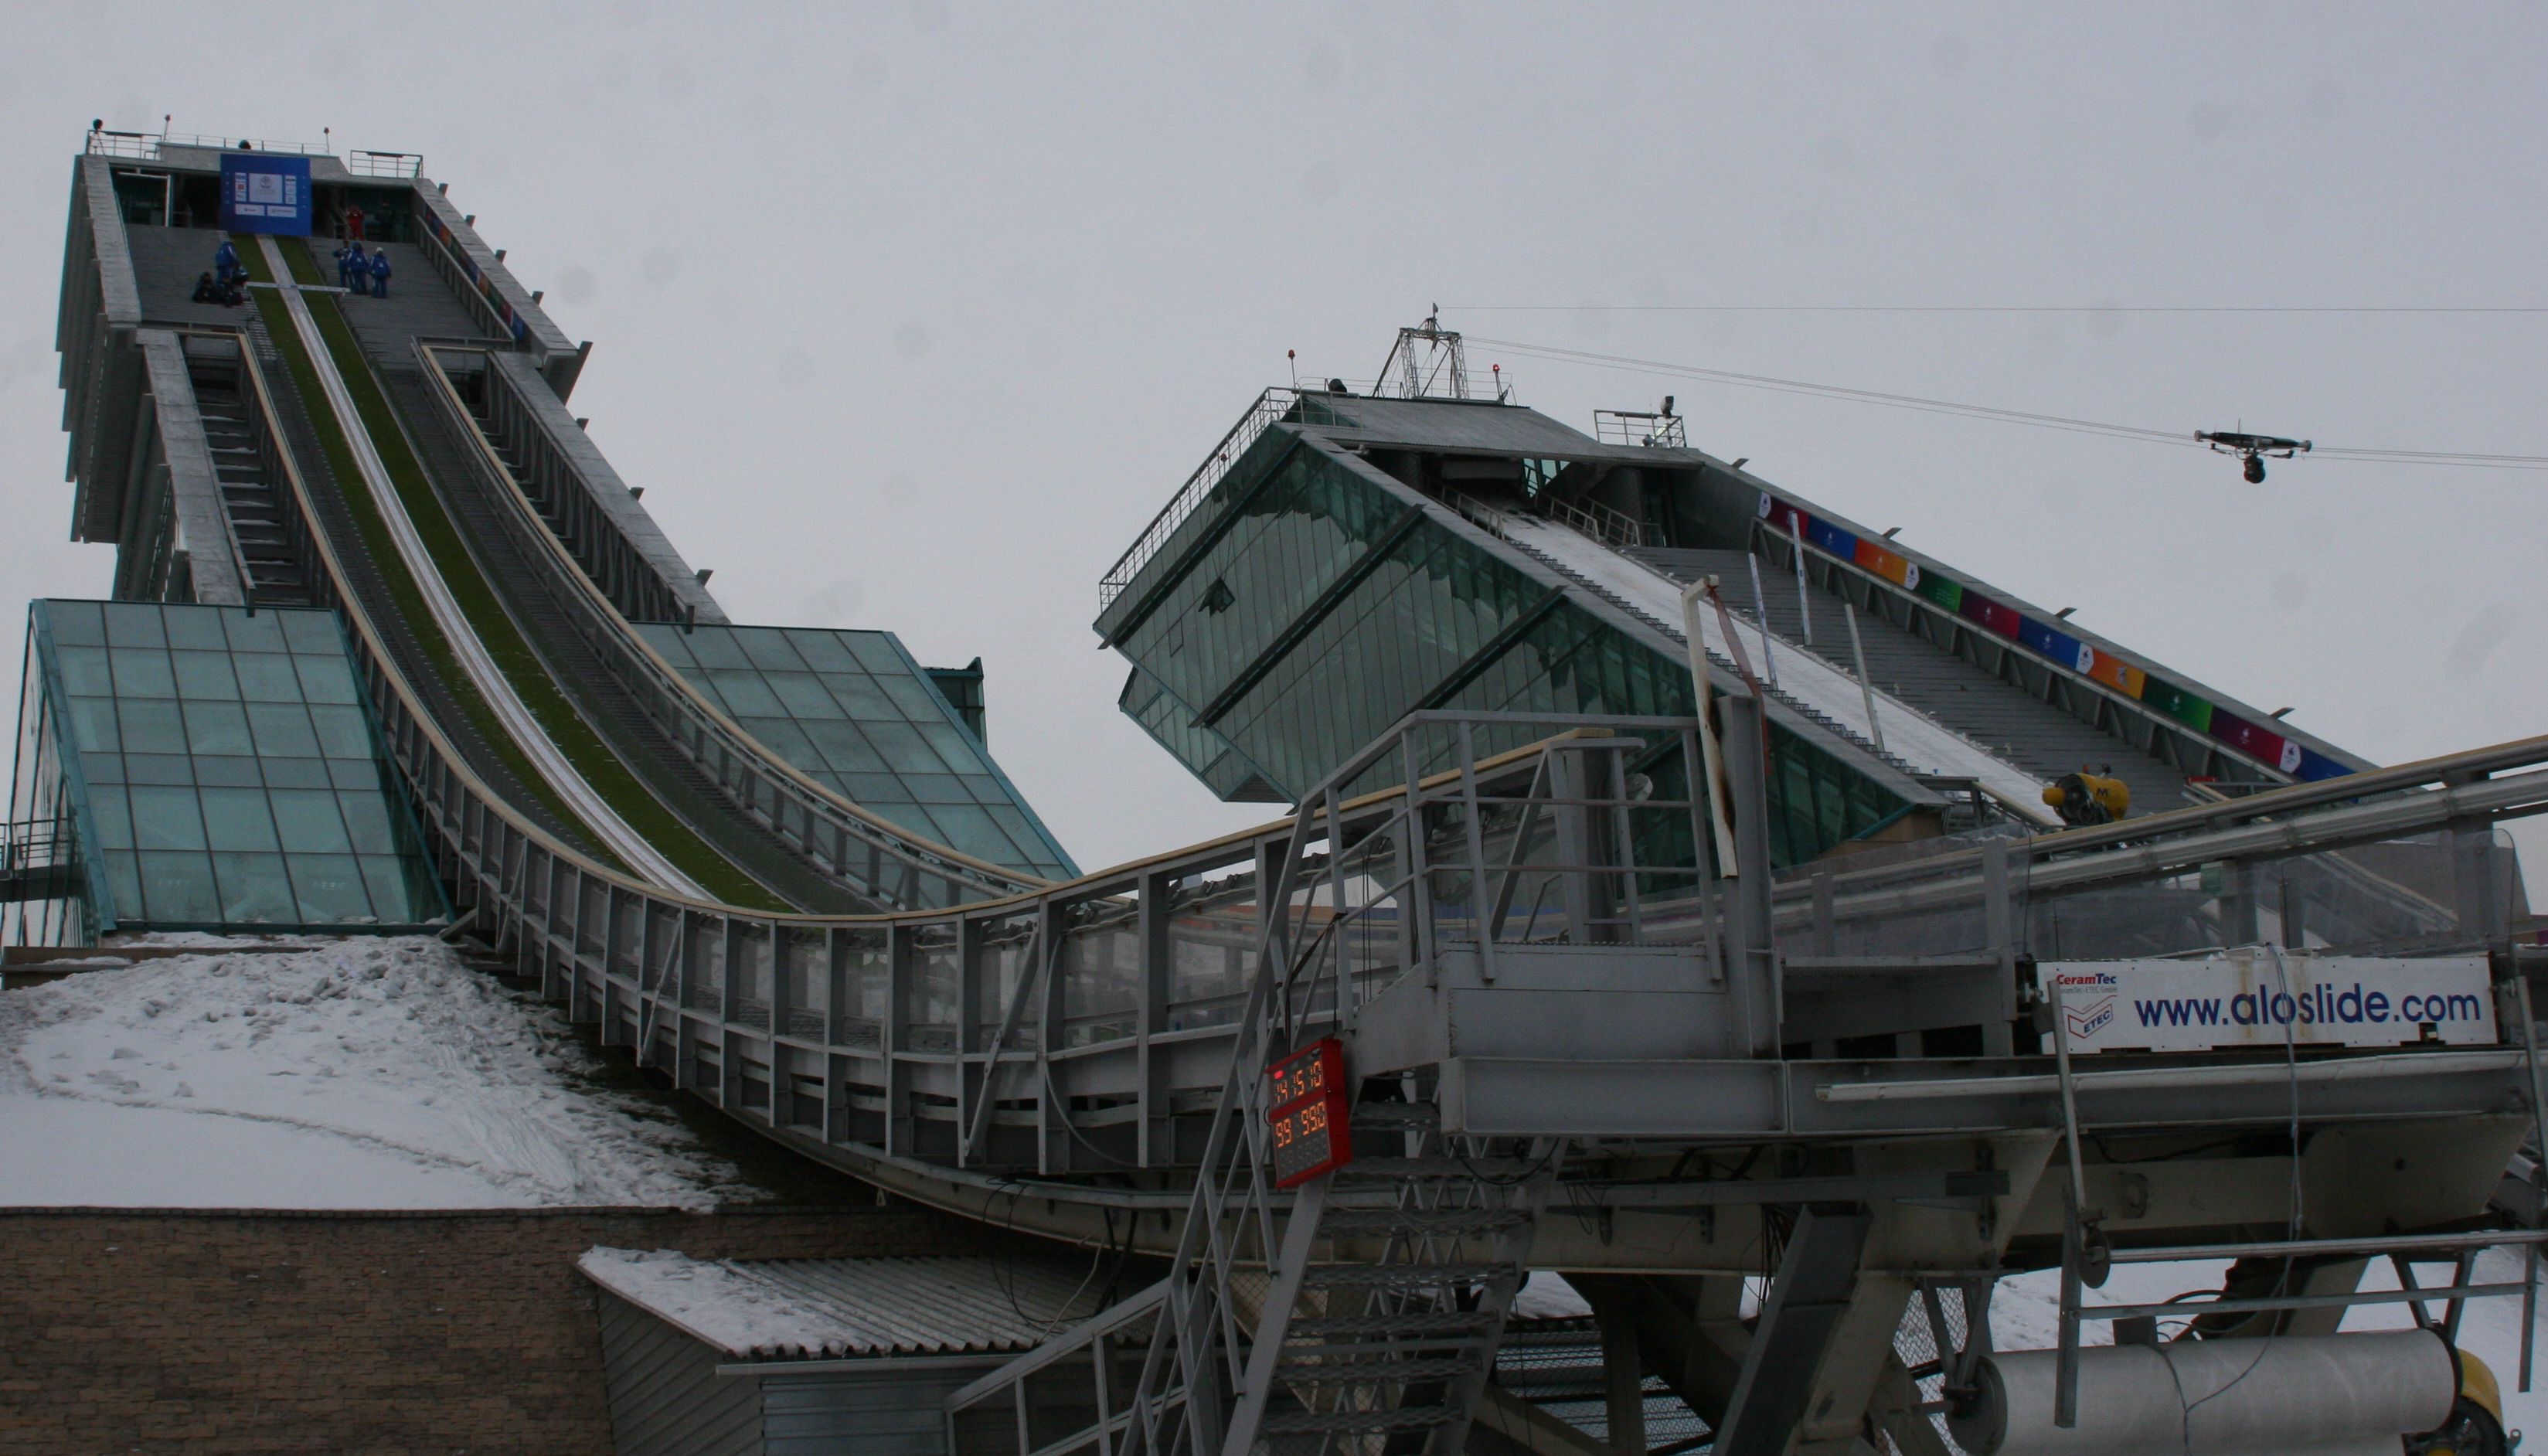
2038, 951, 2495, 1055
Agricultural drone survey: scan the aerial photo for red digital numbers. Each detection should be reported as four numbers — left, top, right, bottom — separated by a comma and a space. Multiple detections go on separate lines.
1266, 1038, 1352, 1188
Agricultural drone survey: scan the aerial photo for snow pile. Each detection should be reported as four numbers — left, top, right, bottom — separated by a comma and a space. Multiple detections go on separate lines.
0, 937, 737, 1209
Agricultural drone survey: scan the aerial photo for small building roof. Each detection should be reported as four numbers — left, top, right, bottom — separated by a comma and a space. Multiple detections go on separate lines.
577, 1249, 1109, 1361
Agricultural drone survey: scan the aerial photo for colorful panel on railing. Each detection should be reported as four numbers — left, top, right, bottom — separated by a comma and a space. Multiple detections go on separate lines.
1914, 571, 1963, 612
1851, 539, 1918, 590
2017, 617, 2086, 671
1759, 496, 1809, 538
2141, 676, 2213, 732
2082, 648, 2148, 699
1805, 518, 1857, 560
1752, 488, 2349, 780
1958, 588, 2022, 640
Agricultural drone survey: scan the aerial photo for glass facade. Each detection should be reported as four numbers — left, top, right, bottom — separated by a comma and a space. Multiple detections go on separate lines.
634, 624, 1077, 881
9, 600, 449, 936
1101, 429, 1909, 867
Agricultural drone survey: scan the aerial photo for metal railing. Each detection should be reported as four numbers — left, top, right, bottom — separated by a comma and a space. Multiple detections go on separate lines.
1593, 408, 1687, 448
0, 816, 82, 903
1097, 388, 1301, 612
1543, 491, 1647, 550
413, 342, 1046, 910
1749, 517, 2321, 789
346, 150, 423, 179
85, 128, 335, 160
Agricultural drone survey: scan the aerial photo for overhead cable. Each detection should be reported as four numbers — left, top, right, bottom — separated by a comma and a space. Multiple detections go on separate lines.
1465, 336, 2548, 472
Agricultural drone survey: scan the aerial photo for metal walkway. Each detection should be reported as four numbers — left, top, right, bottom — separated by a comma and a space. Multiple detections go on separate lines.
1637, 545, 2197, 818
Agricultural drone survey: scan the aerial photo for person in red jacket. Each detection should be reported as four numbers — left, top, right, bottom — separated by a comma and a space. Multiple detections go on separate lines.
345, 202, 366, 242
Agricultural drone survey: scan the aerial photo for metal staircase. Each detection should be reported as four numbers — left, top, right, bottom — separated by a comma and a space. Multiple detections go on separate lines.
1240, 1109, 1556, 1452
188, 349, 314, 607
944, 709, 1746, 1454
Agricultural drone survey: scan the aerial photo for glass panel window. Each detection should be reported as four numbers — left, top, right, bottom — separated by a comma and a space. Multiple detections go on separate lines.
233, 654, 304, 702
123, 754, 195, 785
335, 792, 395, 854
47, 601, 107, 645
739, 718, 819, 764
764, 672, 839, 718
57, 645, 114, 696
286, 854, 372, 921
109, 647, 177, 699
783, 631, 860, 672
193, 755, 263, 788
102, 849, 144, 912
117, 699, 189, 756
862, 722, 946, 774
292, 654, 361, 705
162, 607, 228, 651
821, 673, 897, 719
137, 850, 220, 921
844, 634, 907, 676
66, 697, 119, 753
801, 719, 886, 773
213, 852, 298, 922
171, 650, 242, 699
261, 757, 332, 789
180, 700, 254, 756
269, 789, 353, 853
102, 603, 168, 648
706, 670, 784, 717
358, 855, 427, 920
219, 610, 287, 652
199, 787, 282, 852
129, 784, 208, 850
737, 629, 808, 672
87, 784, 134, 849
307, 704, 374, 759
245, 702, 321, 757
277, 611, 341, 655
682, 629, 750, 669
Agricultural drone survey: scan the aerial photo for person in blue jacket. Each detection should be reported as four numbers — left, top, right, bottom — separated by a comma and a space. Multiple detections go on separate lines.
369, 247, 391, 299
346, 243, 368, 296
212, 239, 240, 287
332, 243, 352, 291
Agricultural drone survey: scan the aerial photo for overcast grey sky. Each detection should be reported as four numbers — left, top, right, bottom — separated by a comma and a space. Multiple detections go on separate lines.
3, 4, 2542, 881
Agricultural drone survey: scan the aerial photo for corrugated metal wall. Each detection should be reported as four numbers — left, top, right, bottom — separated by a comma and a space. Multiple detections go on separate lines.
762, 1365, 995, 1456
595, 1292, 761, 1456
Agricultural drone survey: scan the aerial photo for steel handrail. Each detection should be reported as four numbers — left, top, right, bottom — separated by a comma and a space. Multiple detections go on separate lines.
1751, 515, 2346, 790
1097, 387, 1299, 611
416, 342, 1043, 904
1783, 733, 2548, 908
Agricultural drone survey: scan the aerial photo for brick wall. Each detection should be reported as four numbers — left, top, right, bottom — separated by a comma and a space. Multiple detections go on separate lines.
0, 1202, 1013, 1455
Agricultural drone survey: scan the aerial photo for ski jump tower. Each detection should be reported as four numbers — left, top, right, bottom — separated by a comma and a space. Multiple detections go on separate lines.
35, 131, 2548, 1453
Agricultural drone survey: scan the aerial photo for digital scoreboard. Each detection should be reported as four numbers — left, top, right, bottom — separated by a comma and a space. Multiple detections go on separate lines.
1265, 1037, 1352, 1189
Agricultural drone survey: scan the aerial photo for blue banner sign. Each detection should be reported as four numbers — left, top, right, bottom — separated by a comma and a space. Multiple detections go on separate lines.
219, 154, 312, 236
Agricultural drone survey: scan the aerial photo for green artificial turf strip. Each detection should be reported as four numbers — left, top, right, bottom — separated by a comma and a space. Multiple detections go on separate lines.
235, 240, 623, 872
245, 236, 781, 908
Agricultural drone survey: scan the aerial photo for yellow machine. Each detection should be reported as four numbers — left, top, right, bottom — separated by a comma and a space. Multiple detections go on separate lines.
2043, 767, 2131, 826
2406, 1348, 2513, 1456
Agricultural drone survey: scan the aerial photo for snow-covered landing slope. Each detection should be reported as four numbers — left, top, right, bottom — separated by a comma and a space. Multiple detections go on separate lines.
1499, 515, 2056, 822
0, 937, 739, 1209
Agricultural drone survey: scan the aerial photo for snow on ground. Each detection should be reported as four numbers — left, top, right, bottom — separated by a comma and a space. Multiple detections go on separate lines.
0, 937, 738, 1209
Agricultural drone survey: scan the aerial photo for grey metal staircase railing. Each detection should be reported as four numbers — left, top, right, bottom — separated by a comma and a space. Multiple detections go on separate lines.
946, 713, 1730, 1454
